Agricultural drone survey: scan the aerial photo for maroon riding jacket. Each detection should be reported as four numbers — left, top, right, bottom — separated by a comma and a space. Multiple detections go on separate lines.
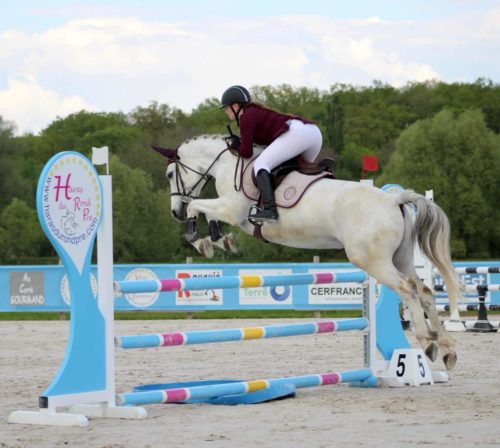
237, 103, 313, 158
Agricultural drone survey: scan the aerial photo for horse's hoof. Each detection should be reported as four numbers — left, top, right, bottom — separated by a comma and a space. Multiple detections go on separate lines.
223, 234, 238, 253
425, 342, 439, 361
199, 238, 214, 258
191, 238, 214, 258
443, 351, 457, 370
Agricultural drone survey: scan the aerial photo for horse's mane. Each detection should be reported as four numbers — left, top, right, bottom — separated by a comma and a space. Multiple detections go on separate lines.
182, 134, 226, 145
181, 134, 263, 152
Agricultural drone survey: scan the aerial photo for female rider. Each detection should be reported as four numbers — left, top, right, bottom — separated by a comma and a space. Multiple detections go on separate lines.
220, 85, 323, 223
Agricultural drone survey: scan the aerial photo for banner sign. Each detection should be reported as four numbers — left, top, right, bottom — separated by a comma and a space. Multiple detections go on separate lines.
1, 262, 499, 312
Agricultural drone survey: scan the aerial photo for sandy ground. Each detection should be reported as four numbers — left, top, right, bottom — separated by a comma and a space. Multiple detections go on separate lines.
1, 318, 499, 448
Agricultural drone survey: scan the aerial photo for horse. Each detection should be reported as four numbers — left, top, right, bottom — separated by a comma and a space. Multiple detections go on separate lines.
155, 135, 461, 370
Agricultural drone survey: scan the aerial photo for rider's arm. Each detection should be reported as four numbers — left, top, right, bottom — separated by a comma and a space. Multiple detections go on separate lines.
238, 108, 257, 158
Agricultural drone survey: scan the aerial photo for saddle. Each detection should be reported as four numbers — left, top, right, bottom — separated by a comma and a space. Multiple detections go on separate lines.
242, 156, 335, 209
272, 156, 335, 179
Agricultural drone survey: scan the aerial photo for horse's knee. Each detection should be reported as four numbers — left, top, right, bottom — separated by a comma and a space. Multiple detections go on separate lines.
186, 202, 199, 219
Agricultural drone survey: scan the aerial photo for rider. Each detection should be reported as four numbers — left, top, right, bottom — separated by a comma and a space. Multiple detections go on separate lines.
220, 85, 323, 223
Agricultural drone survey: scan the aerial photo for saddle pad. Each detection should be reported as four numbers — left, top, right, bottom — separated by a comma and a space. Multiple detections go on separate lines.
242, 160, 330, 209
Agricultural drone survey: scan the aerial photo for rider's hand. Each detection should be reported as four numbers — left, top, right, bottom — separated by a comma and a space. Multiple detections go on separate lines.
226, 135, 240, 150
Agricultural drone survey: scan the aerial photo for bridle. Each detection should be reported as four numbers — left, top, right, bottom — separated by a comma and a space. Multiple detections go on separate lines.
167, 147, 231, 202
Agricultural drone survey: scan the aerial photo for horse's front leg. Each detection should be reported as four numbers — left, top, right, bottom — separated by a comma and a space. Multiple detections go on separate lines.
185, 198, 237, 258
185, 216, 214, 258
207, 219, 238, 254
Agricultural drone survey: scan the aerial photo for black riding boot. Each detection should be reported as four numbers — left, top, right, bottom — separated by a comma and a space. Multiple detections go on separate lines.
249, 170, 278, 223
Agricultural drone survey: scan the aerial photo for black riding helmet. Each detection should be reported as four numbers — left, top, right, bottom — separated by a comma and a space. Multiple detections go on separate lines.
219, 85, 251, 108
220, 85, 251, 127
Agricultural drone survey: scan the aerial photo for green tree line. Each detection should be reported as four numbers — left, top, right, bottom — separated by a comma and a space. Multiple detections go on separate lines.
0, 79, 499, 264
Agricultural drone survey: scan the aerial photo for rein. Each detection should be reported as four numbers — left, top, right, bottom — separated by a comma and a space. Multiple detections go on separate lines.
233, 155, 244, 191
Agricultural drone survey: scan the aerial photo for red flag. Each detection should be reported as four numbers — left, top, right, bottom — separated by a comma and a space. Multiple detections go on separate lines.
361, 155, 378, 179
362, 155, 378, 172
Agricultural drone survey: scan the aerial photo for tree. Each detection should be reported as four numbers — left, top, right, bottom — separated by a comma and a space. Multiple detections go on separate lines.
378, 109, 500, 258
328, 93, 344, 154
129, 101, 192, 143
0, 198, 44, 263
32, 109, 171, 191
335, 142, 376, 181
35, 111, 131, 160
0, 117, 32, 209
109, 155, 184, 263
189, 99, 228, 136
2, 81, 500, 264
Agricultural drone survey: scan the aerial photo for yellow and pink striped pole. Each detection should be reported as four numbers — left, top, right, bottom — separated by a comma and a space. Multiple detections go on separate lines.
117, 368, 376, 406
116, 318, 369, 349
114, 271, 367, 294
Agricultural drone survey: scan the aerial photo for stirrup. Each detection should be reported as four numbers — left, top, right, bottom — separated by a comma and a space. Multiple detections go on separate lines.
248, 204, 278, 225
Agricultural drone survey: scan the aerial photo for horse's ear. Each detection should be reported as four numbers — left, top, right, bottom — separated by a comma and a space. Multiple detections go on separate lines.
151, 145, 180, 161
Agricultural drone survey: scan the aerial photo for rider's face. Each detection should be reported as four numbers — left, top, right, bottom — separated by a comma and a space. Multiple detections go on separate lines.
224, 104, 240, 121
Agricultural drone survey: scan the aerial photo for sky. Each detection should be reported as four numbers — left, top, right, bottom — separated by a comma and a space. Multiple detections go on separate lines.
0, 0, 499, 135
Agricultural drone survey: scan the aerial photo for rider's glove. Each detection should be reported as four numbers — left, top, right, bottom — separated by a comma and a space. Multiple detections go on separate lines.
227, 135, 240, 150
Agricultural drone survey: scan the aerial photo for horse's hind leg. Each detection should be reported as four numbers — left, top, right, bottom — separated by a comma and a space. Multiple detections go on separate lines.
348, 249, 439, 362
380, 269, 440, 361
391, 233, 457, 369
414, 280, 457, 369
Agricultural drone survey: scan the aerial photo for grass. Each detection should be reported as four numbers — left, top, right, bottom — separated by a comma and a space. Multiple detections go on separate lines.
1, 309, 483, 321
0, 310, 362, 321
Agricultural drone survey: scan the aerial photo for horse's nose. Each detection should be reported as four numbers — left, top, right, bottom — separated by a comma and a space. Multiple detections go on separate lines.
172, 209, 179, 219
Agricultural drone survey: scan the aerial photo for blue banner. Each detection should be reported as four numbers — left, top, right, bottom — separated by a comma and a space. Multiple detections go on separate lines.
1, 261, 499, 312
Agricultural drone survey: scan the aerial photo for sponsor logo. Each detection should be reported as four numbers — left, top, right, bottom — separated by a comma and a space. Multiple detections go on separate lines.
123, 268, 160, 308
239, 269, 292, 305
175, 270, 223, 306
10, 272, 45, 306
38, 153, 102, 274
308, 269, 363, 305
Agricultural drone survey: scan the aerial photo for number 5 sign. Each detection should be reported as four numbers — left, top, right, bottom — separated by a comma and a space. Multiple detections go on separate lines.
387, 349, 435, 386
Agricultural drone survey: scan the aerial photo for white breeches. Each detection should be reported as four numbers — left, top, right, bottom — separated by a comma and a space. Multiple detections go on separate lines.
253, 119, 323, 174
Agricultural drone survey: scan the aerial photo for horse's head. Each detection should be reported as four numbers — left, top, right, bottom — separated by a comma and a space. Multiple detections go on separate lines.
152, 136, 228, 222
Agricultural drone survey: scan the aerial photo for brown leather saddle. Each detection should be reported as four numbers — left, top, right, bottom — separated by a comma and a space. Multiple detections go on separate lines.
242, 156, 336, 210
264, 156, 336, 188
241, 156, 335, 240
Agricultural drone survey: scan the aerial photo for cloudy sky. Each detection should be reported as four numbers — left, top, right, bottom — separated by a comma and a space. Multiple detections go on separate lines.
1, 0, 499, 135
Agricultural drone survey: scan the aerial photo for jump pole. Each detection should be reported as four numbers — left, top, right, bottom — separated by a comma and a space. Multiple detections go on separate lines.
115, 270, 404, 372
118, 369, 375, 406
435, 284, 500, 332
431, 266, 500, 331
454, 267, 500, 275
114, 271, 368, 294
117, 318, 369, 349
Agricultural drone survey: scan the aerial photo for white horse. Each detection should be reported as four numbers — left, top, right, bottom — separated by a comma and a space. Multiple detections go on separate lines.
155, 135, 461, 370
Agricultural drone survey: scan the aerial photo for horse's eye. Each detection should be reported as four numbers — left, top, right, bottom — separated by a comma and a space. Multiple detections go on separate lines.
167, 172, 174, 180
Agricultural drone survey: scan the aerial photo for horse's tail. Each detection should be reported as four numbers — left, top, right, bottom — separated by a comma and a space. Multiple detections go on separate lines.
397, 190, 462, 318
